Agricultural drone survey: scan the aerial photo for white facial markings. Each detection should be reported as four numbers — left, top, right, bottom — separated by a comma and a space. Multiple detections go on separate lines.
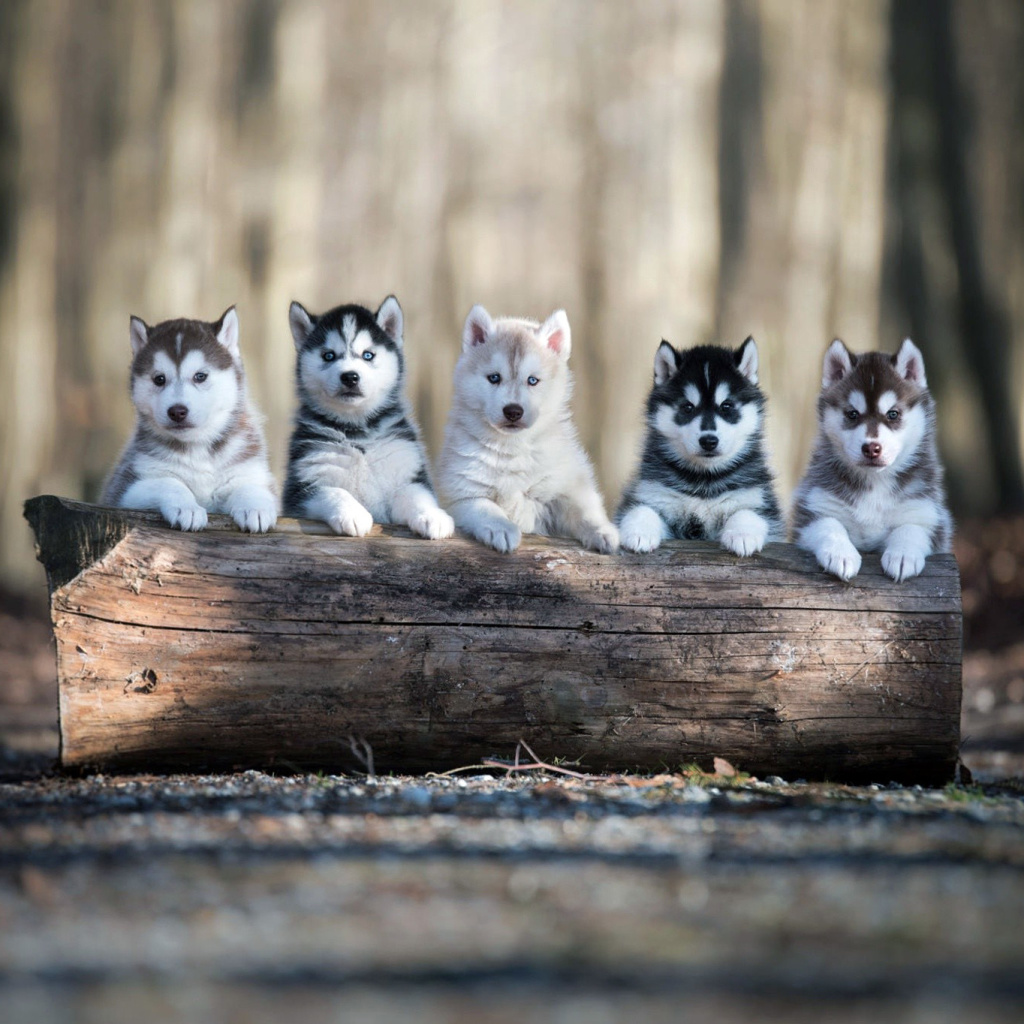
714, 383, 730, 406
848, 391, 867, 414
175, 332, 183, 360
135, 347, 238, 440
683, 384, 701, 407
876, 390, 897, 415
352, 329, 375, 360
656, 397, 759, 470
342, 315, 357, 348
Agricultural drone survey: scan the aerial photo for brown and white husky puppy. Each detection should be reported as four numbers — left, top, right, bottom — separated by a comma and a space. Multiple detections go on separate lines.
102, 307, 278, 532
792, 337, 952, 582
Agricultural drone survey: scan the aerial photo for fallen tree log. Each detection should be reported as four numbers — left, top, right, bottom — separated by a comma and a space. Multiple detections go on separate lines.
24, 495, 963, 783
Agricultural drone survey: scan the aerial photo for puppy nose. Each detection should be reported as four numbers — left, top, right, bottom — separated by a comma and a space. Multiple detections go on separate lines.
503, 403, 524, 423
699, 434, 719, 452
167, 404, 188, 424
862, 441, 883, 459
340, 371, 360, 388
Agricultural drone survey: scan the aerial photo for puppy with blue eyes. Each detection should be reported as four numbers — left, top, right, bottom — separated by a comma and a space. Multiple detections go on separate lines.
792, 337, 952, 581
617, 337, 783, 555
438, 305, 618, 554
283, 296, 454, 539
102, 307, 278, 532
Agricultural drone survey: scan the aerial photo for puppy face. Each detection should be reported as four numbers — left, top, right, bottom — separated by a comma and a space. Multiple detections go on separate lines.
454, 306, 571, 434
649, 337, 763, 472
290, 296, 404, 422
129, 308, 241, 443
819, 338, 929, 472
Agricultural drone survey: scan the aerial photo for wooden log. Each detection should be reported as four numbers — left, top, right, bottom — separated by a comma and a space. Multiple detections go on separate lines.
23, 495, 963, 783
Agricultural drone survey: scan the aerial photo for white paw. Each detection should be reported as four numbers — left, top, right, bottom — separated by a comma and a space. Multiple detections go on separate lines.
720, 529, 765, 557
583, 523, 619, 555
882, 545, 926, 582
817, 539, 861, 581
479, 521, 521, 553
410, 506, 455, 540
326, 500, 374, 537
230, 495, 278, 533
619, 507, 664, 553
164, 503, 208, 531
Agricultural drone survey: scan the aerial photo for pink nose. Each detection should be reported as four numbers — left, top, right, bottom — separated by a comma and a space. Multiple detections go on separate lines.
862, 441, 882, 459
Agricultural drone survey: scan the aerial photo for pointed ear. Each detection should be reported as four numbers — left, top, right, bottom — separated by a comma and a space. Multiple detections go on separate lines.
129, 316, 149, 357
538, 309, 571, 359
653, 341, 679, 386
735, 336, 759, 384
213, 306, 240, 357
462, 305, 494, 352
894, 337, 927, 388
823, 338, 853, 388
375, 295, 404, 347
289, 301, 315, 351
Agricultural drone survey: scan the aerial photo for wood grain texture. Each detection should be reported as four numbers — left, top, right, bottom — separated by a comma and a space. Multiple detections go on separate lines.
24, 495, 963, 782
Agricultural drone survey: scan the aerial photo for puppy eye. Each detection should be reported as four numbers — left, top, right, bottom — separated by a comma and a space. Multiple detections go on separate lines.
487, 373, 501, 385
193, 371, 207, 384
682, 402, 695, 414
322, 350, 337, 363
886, 408, 901, 421
845, 409, 859, 422
527, 375, 540, 386
362, 350, 375, 362
720, 400, 733, 412
152, 373, 166, 387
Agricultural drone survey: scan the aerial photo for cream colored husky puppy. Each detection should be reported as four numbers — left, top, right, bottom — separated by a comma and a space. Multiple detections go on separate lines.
438, 305, 618, 554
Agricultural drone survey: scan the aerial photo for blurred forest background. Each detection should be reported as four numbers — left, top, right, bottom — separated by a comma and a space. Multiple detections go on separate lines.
1, 0, 1023, 599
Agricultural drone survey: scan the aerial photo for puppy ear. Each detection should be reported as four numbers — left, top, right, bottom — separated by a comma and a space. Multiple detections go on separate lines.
735, 336, 759, 384
463, 305, 494, 351
894, 337, 927, 388
538, 309, 571, 359
375, 295, 404, 347
653, 341, 679, 386
823, 338, 853, 388
289, 301, 315, 351
129, 316, 149, 356
214, 306, 240, 357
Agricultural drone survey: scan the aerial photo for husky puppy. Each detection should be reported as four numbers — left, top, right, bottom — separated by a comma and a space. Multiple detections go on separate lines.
283, 296, 454, 540
438, 305, 618, 554
792, 337, 952, 582
102, 308, 277, 532
617, 337, 783, 555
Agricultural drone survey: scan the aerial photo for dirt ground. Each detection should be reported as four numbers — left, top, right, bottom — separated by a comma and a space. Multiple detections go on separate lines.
1, 520, 1022, 1022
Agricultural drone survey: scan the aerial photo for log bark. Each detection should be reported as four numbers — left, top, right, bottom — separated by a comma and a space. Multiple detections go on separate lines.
24, 495, 963, 783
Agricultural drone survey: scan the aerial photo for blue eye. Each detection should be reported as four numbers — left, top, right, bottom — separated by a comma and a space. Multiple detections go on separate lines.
886, 408, 900, 422
487, 373, 501, 384
322, 350, 336, 363
527, 375, 539, 386
193, 371, 207, 384
362, 350, 375, 362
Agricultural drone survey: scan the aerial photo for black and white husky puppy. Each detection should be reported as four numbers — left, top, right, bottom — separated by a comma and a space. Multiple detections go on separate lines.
102, 307, 278, 532
792, 337, 952, 582
617, 337, 783, 555
283, 296, 454, 539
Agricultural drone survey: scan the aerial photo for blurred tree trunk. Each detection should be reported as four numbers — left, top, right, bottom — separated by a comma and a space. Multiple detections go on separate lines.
886, 0, 1024, 512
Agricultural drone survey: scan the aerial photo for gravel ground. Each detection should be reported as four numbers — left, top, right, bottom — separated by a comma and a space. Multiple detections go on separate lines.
2, 766, 1023, 1022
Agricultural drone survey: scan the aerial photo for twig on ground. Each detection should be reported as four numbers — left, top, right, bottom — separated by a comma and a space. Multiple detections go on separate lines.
347, 735, 375, 778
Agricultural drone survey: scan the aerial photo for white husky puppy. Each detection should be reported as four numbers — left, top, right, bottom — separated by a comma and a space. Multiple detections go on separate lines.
102, 307, 278, 532
284, 296, 454, 539
792, 337, 952, 582
438, 305, 618, 554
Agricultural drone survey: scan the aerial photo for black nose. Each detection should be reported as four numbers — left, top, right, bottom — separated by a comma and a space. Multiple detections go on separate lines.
503, 404, 524, 423
699, 434, 719, 452
862, 441, 882, 459
167, 404, 188, 424
340, 371, 360, 388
